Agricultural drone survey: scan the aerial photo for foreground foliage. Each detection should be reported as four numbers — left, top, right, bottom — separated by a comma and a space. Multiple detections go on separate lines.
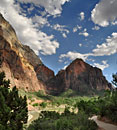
112, 73, 117, 87
0, 72, 28, 130
27, 108, 98, 130
76, 89, 117, 123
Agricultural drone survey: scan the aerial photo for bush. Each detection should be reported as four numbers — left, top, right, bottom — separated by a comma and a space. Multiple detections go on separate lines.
35, 90, 45, 97
40, 102, 47, 108
33, 103, 39, 107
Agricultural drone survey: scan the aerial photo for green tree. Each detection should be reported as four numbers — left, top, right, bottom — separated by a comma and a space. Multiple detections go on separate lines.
40, 102, 47, 108
0, 72, 28, 130
112, 73, 117, 87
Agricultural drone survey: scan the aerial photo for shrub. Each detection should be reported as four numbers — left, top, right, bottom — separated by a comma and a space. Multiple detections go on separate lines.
40, 102, 47, 108
33, 103, 39, 107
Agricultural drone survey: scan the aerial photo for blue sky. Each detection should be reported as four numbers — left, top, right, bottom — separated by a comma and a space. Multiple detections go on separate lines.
0, 0, 117, 83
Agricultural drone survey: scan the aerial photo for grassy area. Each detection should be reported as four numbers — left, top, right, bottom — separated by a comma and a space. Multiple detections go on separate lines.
19, 89, 99, 112
18, 88, 102, 105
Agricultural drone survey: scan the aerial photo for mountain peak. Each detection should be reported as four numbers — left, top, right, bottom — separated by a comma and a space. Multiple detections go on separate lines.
47, 58, 111, 95
73, 58, 84, 62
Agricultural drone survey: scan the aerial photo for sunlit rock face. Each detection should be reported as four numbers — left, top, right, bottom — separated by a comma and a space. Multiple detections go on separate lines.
47, 59, 111, 95
0, 13, 54, 92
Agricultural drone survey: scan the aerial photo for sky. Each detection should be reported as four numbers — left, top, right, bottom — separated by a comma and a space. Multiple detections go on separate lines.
0, 0, 117, 83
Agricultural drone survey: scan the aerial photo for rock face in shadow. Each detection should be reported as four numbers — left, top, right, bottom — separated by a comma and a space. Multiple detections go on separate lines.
0, 13, 54, 91
35, 64, 54, 83
47, 59, 111, 95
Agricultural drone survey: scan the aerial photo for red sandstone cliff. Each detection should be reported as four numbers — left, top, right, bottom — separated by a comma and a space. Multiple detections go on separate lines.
47, 59, 111, 95
0, 13, 54, 91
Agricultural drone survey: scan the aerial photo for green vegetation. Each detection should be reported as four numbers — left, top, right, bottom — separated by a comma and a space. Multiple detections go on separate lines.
76, 89, 117, 123
112, 73, 117, 87
40, 102, 47, 108
27, 89, 100, 129
33, 103, 39, 107
27, 108, 98, 130
27, 89, 99, 129
59, 88, 105, 97
35, 90, 45, 97
34, 90, 54, 101
33, 88, 97, 107
60, 89, 79, 97
0, 72, 28, 130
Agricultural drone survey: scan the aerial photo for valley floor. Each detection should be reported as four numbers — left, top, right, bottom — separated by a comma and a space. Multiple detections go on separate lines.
28, 110, 117, 130
22, 89, 117, 130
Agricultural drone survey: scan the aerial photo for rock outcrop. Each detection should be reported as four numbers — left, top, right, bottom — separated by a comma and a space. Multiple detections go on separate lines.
0, 13, 54, 91
47, 59, 111, 95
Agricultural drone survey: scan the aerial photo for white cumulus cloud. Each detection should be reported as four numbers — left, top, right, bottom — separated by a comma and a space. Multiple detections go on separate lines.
91, 0, 117, 27
0, 0, 60, 55
92, 32, 117, 56
18, 0, 70, 16
32, 15, 49, 27
80, 12, 85, 21
93, 60, 109, 70
79, 28, 89, 37
73, 25, 82, 32
63, 65, 68, 70
79, 43, 82, 47
52, 24, 69, 38
59, 51, 91, 62
92, 26, 100, 30
59, 32, 117, 69
52, 24, 69, 33
62, 33, 67, 38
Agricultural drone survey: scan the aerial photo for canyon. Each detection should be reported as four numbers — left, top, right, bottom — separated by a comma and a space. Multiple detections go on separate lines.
0, 13, 111, 95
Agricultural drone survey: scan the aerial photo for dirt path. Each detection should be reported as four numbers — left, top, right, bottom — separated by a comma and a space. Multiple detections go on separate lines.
27, 110, 40, 126
91, 116, 117, 130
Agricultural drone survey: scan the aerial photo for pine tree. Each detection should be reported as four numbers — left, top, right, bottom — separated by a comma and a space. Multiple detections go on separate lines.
112, 73, 117, 87
0, 72, 28, 130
